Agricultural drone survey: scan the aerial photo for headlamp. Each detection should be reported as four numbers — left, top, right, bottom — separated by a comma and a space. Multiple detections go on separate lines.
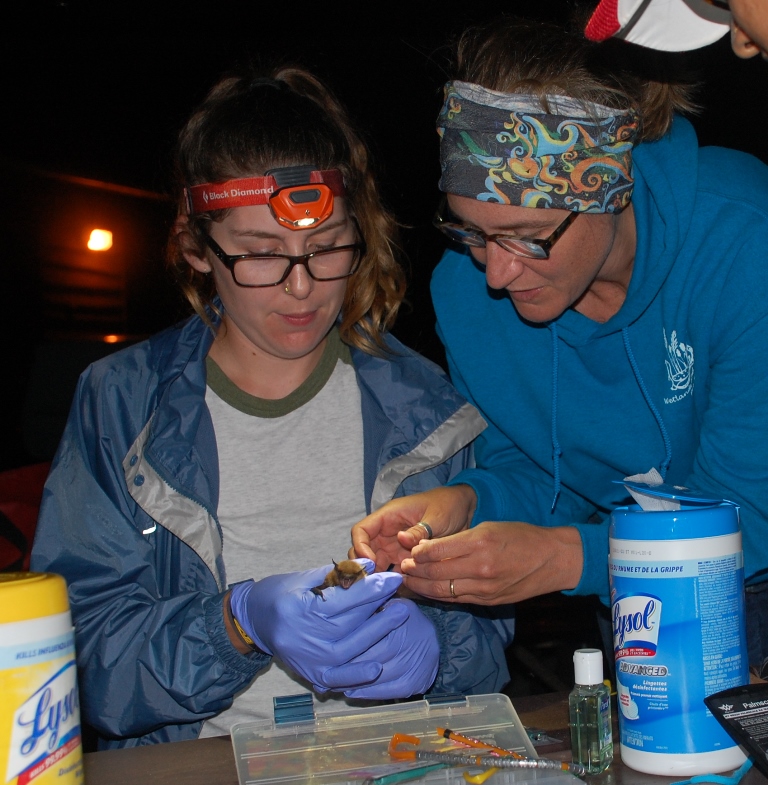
184, 165, 345, 230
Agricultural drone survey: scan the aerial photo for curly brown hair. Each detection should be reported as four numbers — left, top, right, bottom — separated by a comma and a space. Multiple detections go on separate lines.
453, 15, 699, 142
167, 66, 406, 355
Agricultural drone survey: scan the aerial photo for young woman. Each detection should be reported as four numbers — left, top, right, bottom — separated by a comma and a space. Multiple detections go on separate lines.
31, 67, 513, 749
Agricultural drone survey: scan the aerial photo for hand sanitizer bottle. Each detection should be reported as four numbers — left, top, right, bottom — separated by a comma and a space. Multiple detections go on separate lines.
569, 648, 613, 774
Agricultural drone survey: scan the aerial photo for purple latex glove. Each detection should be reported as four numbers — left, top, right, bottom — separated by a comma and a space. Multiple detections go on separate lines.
342, 598, 440, 699
229, 559, 406, 693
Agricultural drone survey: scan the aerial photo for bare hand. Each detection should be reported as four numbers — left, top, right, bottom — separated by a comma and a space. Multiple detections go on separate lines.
399, 521, 584, 605
350, 486, 477, 572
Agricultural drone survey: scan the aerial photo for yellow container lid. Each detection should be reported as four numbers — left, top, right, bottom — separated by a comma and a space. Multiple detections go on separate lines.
0, 572, 70, 623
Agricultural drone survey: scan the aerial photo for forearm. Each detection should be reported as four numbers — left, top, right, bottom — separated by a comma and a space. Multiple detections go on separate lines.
420, 602, 514, 695
74, 589, 268, 738
224, 590, 264, 655
34, 491, 268, 736
569, 520, 610, 602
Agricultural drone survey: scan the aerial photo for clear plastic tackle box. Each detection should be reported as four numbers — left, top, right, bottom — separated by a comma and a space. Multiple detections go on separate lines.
231, 692, 579, 785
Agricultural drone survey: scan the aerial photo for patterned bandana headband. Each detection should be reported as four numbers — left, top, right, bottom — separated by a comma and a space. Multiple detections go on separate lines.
437, 81, 641, 214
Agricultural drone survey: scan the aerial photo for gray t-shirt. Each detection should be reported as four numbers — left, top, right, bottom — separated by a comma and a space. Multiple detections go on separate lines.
200, 329, 367, 737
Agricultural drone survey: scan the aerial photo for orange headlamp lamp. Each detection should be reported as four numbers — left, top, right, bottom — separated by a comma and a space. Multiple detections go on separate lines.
184, 166, 345, 230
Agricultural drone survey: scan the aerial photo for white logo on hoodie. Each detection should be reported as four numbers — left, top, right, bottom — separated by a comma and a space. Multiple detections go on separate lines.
664, 329, 694, 404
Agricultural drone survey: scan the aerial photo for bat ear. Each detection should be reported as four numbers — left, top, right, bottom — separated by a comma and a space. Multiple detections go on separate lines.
332, 559, 338, 568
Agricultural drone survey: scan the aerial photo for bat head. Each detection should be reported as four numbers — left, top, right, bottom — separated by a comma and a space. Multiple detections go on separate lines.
332, 559, 367, 589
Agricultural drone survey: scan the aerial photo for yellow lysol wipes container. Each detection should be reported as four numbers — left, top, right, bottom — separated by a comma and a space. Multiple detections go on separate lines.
0, 573, 83, 785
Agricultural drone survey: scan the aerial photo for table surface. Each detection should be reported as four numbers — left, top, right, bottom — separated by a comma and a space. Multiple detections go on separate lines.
82, 692, 766, 785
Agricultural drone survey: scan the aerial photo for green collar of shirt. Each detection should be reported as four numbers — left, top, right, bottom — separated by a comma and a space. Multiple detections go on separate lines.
205, 327, 352, 418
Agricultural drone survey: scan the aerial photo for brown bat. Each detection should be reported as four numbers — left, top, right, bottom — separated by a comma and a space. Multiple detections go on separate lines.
311, 559, 367, 600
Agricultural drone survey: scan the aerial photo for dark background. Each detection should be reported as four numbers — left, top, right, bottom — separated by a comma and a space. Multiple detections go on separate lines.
6, 1, 765, 186
1, 0, 765, 693
2, 0, 765, 370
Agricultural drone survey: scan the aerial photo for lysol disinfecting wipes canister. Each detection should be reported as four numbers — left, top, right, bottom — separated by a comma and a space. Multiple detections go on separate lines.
610, 495, 748, 776
0, 573, 83, 785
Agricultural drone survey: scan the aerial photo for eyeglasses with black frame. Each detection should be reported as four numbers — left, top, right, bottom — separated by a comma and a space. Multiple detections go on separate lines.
433, 196, 579, 261
203, 233, 366, 287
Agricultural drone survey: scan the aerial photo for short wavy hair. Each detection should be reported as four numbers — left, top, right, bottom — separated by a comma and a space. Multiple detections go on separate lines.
453, 15, 699, 142
167, 66, 406, 355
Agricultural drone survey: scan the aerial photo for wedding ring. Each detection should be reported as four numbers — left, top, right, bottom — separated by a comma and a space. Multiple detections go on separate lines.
415, 521, 433, 540
449, 578, 456, 599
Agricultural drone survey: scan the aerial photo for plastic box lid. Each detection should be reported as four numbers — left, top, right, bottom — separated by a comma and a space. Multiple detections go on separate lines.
231, 692, 578, 785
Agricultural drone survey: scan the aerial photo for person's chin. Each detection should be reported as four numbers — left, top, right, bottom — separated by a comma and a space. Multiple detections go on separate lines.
274, 320, 333, 358
508, 289, 560, 323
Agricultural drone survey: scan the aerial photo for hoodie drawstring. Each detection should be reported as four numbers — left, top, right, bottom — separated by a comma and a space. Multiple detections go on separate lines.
550, 323, 563, 511
548, 324, 673, 512
622, 326, 672, 478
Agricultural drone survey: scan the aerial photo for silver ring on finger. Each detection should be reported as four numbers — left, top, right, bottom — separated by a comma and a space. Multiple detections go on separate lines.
449, 578, 456, 599
416, 521, 433, 540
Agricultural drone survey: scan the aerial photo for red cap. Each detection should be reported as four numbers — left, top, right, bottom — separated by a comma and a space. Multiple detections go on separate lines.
585, 0, 730, 51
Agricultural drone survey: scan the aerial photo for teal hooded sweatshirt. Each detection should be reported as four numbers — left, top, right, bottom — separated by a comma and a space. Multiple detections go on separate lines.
432, 116, 768, 604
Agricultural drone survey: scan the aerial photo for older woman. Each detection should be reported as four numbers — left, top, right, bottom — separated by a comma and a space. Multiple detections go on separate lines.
353, 16, 768, 675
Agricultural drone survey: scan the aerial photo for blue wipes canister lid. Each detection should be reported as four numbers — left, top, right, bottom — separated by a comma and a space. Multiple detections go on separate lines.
612, 479, 724, 506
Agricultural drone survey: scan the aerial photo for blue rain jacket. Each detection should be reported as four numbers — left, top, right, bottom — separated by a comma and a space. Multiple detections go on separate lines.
31, 313, 514, 748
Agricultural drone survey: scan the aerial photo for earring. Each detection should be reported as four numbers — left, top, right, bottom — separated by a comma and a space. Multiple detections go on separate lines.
285, 283, 291, 294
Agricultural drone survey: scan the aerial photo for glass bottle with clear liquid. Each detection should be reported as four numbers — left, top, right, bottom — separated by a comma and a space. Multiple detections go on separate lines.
569, 648, 613, 774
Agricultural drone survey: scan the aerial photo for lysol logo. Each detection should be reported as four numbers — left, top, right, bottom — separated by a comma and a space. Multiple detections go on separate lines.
613, 595, 662, 657
6, 661, 81, 782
